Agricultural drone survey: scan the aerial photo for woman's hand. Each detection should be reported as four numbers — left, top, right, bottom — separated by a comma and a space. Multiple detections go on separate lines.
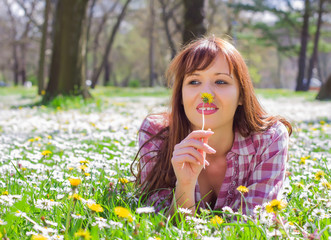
171, 130, 216, 187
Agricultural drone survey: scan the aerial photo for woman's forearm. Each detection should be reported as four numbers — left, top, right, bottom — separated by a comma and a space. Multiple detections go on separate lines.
167, 181, 196, 216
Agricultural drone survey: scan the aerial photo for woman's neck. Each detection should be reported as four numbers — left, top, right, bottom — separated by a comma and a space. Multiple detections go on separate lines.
206, 125, 235, 159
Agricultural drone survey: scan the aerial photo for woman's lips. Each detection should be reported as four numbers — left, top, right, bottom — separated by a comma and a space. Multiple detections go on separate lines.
196, 103, 219, 115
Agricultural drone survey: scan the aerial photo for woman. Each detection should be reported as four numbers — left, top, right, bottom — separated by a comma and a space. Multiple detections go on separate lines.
131, 36, 291, 215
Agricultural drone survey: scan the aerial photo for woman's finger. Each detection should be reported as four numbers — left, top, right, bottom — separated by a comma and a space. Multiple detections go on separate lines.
173, 147, 204, 165
175, 138, 216, 154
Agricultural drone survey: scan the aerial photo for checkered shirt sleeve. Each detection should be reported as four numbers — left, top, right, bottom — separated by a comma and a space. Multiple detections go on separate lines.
138, 115, 172, 210
233, 121, 289, 214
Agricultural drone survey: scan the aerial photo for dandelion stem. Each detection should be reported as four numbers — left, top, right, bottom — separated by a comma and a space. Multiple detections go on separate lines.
277, 213, 290, 239
201, 103, 205, 169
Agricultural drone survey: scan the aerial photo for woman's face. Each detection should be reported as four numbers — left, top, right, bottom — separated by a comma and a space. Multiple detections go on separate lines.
181, 53, 242, 132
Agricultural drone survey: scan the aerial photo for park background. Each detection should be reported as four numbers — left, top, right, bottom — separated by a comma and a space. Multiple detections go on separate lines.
0, 0, 331, 240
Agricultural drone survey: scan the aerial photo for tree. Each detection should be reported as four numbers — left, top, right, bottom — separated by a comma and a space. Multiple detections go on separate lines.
182, 0, 206, 44
306, 0, 325, 91
316, 74, 331, 100
45, 0, 90, 100
37, 0, 51, 95
90, 0, 132, 88
149, 0, 156, 87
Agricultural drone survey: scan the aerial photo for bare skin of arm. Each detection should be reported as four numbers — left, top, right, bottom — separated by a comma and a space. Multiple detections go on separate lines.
166, 130, 215, 216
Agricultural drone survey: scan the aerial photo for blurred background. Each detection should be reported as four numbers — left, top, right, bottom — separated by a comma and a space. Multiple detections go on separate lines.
0, 0, 330, 101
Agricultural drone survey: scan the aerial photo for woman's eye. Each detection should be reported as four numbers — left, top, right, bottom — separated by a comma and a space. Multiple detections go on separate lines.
215, 80, 227, 85
188, 80, 200, 85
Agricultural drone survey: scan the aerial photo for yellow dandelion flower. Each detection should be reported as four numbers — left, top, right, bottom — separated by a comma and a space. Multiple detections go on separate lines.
69, 193, 82, 201
41, 150, 52, 156
2, 190, 8, 195
56, 106, 61, 111
0, 232, 2, 238
266, 199, 287, 213
87, 203, 104, 213
47, 135, 52, 139
28, 138, 35, 142
31, 234, 48, 240
236, 185, 249, 194
119, 178, 129, 184
79, 160, 89, 164
68, 167, 74, 171
114, 206, 133, 222
41, 90, 46, 96
320, 120, 325, 125
74, 229, 91, 240
84, 172, 90, 177
322, 181, 331, 190
201, 93, 214, 104
69, 178, 81, 187
79, 165, 88, 172
315, 171, 326, 181
34, 136, 41, 141
299, 157, 306, 165
124, 126, 129, 130
210, 215, 224, 225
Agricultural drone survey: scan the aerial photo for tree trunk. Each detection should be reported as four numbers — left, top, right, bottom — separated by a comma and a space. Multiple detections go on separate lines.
149, 0, 156, 87
295, 0, 310, 91
104, 59, 111, 86
306, 0, 324, 90
316, 74, 331, 100
159, 0, 177, 60
90, 0, 131, 89
182, 0, 206, 44
45, 0, 91, 100
37, 0, 50, 95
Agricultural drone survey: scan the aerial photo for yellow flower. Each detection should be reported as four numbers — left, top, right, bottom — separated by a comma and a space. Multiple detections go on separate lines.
2, 190, 8, 195
41, 90, 46, 96
0, 232, 2, 238
41, 150, 52, 156
79, 165, 88, 172
28, 138, 35, 142
79, 160, 89, 164
315, 171, 326, 180
119, 178, 129, 184
320, 120, 325, 125
201, 93, 214, 104
31, 235, 48, 240
47, 135, 52, 139
87, 203, 104, 213
69, 193, 82, 201
322, 181, 331, 190
299, 157, 306, 165
34, 136, 41, 141
236, 185, 249, 194
68, 167, 74, 171
210, 215, 224, 225
84, 172, 90, 177
266, 199, 286, 213
114, 206, 133, 222
74, 229, 91, 239
69, 178, 81, 187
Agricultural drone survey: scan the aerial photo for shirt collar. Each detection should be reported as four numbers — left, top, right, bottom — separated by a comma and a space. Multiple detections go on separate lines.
229, 130, 256, 155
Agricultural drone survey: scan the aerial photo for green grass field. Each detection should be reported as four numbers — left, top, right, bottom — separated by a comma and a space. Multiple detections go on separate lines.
0, 87, 330, 239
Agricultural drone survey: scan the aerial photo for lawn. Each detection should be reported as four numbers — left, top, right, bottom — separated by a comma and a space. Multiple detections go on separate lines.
0, 87, 330, 239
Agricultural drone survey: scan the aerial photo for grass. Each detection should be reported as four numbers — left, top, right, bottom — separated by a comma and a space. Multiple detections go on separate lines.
0, 87, 330, 239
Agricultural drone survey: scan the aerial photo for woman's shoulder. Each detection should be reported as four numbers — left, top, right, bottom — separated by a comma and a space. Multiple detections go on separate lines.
250, 121, 289, 150
140, 113, 169, 135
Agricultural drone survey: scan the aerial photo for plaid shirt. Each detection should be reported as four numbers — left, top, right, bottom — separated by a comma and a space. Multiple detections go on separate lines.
139, 114, 289, 214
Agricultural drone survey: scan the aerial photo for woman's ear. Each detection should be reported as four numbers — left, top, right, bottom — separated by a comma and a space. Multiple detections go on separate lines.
238, 95, 243, 105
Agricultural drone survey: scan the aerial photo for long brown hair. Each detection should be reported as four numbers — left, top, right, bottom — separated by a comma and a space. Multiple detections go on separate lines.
131, 36, 292, 200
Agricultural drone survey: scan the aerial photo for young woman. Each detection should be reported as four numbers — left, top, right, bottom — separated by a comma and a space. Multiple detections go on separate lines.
131, 36, 292, 215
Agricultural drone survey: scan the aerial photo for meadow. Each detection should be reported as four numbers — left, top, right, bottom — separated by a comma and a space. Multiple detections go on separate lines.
0, 87, 330, 239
